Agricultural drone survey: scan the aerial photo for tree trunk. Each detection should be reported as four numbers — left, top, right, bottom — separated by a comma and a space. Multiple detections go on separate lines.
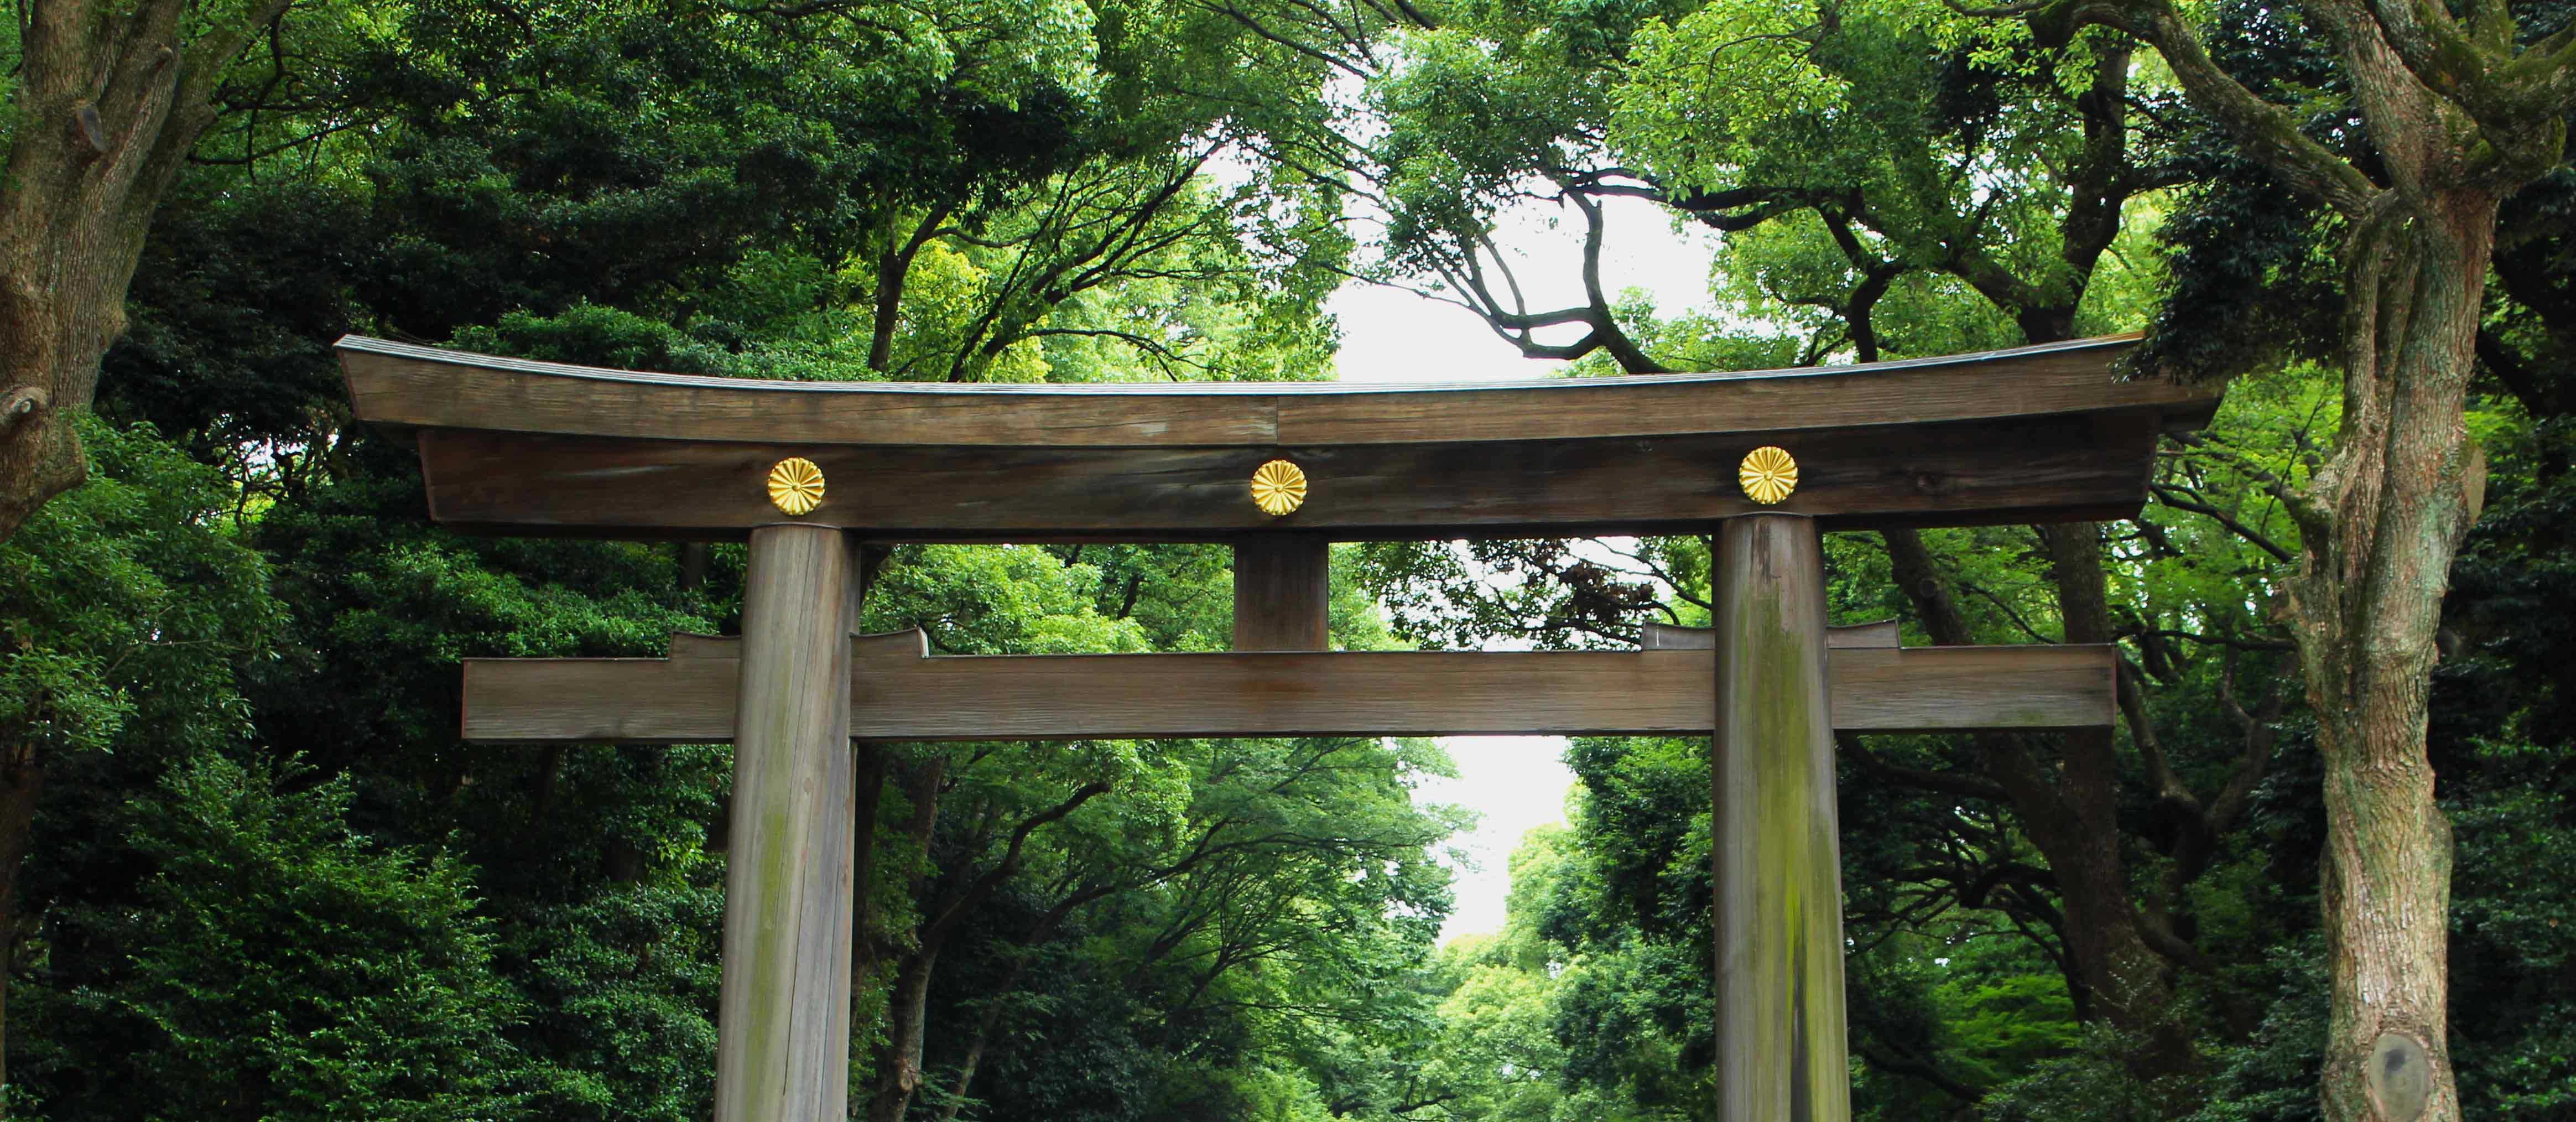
863, 776, 1105, 1122
1881, 527, 2200, 1084
0, 0, 289, 544
867, 945, 942, 1122
933, 955, 1031, 1122
2023, 0, 2569, 1109
867, 200, 957, 373
865, 759, 946, 1122
2034, 523, 2200, 1076
2288, 194, 2493, 1122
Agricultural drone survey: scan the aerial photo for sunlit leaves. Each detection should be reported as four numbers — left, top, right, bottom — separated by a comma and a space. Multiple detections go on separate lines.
0, 420, 280, 763
1612, 1, 1851, 186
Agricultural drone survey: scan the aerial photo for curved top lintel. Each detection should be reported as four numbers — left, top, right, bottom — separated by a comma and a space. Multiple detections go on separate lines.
339, 333, 2146, 397
337, 332, 2215, 450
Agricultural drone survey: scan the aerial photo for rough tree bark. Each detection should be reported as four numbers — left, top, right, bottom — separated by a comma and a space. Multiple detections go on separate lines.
0, 6, 291, 1111
2286, 195, 2492, 1122
2008, 0, 2573, 1111
0, 0, 295, 544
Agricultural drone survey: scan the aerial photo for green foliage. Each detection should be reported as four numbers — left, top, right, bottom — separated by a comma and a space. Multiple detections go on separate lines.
2179, 942, 2329, 1122
21, 754, 526, 1120
15, 1, 2576, 1118
503, 877, 725, 1121
0, 417, 280, 762
1982, 1026, 2177, 1122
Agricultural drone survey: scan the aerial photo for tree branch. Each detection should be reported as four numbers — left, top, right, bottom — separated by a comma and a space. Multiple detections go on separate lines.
1839, 733, 2009, 802
2147, 483, 2296, 562
2037, 0, 2377, 216
920, 780, 1114, 953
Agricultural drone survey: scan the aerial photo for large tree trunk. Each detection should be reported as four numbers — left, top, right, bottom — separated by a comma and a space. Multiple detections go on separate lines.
2287, 194, 2493, 1122
2015, 0, 2555, 1110
2034, 523, 2200, 1075
0, 9, 287, 1107
0, 0, 289, 544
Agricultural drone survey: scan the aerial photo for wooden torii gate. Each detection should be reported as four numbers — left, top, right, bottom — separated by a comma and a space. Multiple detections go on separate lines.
339, 334, 2219, 1122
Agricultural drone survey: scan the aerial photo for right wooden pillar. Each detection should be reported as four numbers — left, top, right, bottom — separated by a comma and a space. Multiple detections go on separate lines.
1710, 513, 1850, 1120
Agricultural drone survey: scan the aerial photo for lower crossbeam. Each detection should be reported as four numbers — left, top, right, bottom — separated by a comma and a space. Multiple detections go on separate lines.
461, 630, 2114, 743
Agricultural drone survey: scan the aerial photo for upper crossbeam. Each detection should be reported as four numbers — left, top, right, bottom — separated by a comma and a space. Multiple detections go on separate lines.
339, 334, 2220, 541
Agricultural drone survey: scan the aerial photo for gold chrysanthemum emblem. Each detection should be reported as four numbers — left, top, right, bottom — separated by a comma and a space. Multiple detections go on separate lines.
1739, 446, 1797, 505
1250, 459, 1307, 517
766, 457, 826, 516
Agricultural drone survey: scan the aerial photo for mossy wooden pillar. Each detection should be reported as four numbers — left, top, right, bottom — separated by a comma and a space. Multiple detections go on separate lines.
716, 524, 860, 1122
1711, 513, 1850, 1121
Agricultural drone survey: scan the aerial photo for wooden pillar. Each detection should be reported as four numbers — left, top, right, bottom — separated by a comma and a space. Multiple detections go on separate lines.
1710, 513, 1850, 1121
1233, 535, 1330, 651
717, 524, 859, 1122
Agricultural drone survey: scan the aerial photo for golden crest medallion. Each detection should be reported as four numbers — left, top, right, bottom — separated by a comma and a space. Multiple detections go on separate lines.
1250, 459, 1307, 516
1739, 446, 1797, 505
767, 457, 827, 516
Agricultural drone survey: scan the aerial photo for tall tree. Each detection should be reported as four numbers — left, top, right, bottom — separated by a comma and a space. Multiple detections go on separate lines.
0, 0, 297, 543
1976, 0, 2576, 1113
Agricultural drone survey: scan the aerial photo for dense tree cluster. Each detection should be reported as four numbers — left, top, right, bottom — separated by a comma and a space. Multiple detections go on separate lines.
0, 0, 2571, 1120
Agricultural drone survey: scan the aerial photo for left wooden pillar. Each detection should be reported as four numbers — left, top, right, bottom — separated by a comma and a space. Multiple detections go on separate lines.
717, 524, 860, 1122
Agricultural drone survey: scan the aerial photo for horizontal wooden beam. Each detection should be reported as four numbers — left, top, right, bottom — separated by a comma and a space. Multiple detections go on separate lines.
344, 333, 2212, 450
1647, 620, 1900, 650
343, 334, 2223, 539
411, 411, 2165, 540
461, 630, 2115, 743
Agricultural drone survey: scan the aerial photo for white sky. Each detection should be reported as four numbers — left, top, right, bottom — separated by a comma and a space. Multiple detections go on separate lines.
1328, 194, 1720, 941
1329, 195, 1725, 385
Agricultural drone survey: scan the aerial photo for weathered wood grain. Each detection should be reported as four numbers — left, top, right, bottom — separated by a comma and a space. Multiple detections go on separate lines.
345, 341, 1280, 448
342, 333, 2214, 449
715, 526, 857, 1122
459, 631, 2115, 742
1269, 337, 2206, 446
1234, 537, 1331, 651
1709, 514, 1850, 1121
1645, 619, 1898, 650
411, 410, 2162, 539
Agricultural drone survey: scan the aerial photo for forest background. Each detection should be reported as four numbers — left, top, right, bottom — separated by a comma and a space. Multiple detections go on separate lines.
1, 0, 2573, 1119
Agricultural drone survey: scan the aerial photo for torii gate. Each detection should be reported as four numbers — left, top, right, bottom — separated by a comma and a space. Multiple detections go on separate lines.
338, 334, 2219, 1122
